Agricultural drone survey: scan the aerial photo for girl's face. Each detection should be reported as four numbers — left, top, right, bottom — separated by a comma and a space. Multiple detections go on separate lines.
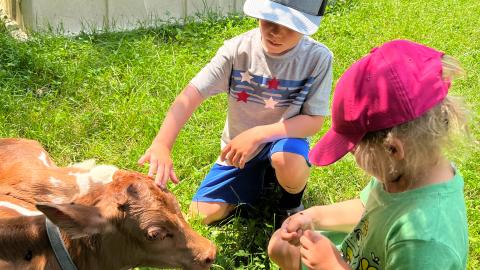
352, 140, 409, 193
259, 19, 303, 55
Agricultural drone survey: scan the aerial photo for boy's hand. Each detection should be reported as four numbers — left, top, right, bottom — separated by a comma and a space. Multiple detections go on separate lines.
280, 212, 313, 246
138, 143, 179, 188
220, 127, 263, 169
300, 230, 349, 270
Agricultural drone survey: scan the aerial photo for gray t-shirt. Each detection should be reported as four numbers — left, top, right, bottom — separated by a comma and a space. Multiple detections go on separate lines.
191, 28, 333, 161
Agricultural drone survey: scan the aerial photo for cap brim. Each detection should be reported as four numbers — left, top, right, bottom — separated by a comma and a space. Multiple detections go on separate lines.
243, 0, 322, 35
309, 129, 365, 166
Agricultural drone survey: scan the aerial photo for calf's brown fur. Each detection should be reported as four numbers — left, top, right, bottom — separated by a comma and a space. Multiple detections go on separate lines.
0, 138, 215, 270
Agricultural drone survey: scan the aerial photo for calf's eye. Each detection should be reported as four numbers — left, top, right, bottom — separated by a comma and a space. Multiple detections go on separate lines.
146, 226, 172, 241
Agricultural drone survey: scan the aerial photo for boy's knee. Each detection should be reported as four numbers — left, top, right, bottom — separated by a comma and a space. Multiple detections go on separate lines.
280, 183, 306, 194
271, 152, 308, 174
189, 201, 234, 225
271, 152, 309, 193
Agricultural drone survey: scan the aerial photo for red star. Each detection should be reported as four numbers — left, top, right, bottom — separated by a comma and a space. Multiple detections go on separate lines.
268, 77, 280, 90
237, 91, 249, 103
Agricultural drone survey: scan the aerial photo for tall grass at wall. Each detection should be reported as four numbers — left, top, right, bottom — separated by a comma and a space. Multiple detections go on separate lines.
1, 0, 479, 269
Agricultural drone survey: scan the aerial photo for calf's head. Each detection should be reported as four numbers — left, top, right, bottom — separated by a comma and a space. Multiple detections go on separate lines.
37, 170, 216, 270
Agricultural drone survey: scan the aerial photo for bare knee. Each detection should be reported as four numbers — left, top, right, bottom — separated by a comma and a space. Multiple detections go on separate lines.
189, 201, 234, 225
268, 230, 284, 262
271, 152, 309, 194
268, 229, 301, 270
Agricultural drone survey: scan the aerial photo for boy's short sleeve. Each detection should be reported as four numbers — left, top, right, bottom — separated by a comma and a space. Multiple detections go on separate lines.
190, 42, 234, 98
301, 51, 333, 116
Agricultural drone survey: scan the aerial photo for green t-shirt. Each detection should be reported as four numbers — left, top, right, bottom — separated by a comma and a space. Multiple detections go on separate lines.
340, 171, 468, 270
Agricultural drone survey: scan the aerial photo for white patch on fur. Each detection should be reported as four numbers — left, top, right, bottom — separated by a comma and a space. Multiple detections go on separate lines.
48, 195, 66, 204
69, 165, 118, 196
69, 172, 91, 197
89, 165, 118, 184
49, 177, 62, 187
38, 152, 50, 167
0, 201, 42, 216
70, 159, 96, 170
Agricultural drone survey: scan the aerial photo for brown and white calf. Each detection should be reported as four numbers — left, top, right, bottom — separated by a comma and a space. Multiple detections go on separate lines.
0, 138, 215, 270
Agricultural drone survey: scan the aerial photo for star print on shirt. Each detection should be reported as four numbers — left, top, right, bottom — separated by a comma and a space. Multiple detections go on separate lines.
268, 77, 280, 90
240, 71, 253, 83
264, 97, 278, 109
237, 91, 249, 103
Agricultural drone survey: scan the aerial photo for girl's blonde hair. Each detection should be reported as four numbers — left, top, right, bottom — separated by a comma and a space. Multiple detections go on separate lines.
355, 55, 469, 184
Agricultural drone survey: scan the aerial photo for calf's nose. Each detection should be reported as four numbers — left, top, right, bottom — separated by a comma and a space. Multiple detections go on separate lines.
200, 244, 216, 267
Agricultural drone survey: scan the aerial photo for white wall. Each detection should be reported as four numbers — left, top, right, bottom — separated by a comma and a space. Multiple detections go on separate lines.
0, 0, 246, 34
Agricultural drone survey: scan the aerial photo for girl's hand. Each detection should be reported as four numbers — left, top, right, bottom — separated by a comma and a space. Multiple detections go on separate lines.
220, 127, 263, 169
280, 212, 314, 246
300, 230, 349, 270
138, 143, 178, 188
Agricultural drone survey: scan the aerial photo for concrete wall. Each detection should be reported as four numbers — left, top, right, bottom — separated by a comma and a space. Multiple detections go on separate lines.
0, 0, 246, 34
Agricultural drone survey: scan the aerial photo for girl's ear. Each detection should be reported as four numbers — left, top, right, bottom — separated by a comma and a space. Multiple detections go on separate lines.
386, 138, 405, 160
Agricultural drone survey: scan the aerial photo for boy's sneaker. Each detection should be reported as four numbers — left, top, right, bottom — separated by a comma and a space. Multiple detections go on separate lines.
274, 203, 304, 229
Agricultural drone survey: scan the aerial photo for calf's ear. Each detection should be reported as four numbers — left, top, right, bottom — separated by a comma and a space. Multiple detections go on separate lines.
36, 202, 110, 239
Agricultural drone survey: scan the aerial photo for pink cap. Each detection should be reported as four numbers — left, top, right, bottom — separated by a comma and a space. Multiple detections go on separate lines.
309, 40, 450, 166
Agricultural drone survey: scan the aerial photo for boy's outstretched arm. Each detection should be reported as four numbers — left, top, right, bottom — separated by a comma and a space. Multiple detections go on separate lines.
221, 114, 325, 168
138, 84, 204, 188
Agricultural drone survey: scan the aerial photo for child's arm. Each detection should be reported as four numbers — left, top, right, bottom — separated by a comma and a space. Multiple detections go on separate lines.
277, 200, 362, 270
221, 114, 325, 168
281, 199, 365, 245
308, 199, 365, 232
138, 84, 204, 188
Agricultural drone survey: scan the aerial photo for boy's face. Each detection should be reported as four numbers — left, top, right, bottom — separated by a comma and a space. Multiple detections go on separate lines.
259, 19, 303, 55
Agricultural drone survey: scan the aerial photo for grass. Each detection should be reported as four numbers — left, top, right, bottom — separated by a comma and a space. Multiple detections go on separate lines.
1, 0, 479, 269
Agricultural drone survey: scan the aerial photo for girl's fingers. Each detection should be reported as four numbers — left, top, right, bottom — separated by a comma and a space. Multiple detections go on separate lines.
300, 233, 313, 250
304, 230, 322, 242
280, 230, 297, 240
300, 253, 313, 270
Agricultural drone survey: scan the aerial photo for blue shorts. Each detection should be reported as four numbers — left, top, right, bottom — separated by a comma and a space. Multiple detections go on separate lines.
192, 138, 310, 205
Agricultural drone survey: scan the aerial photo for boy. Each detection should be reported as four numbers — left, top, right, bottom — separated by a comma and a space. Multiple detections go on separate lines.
138, 0, 333, 224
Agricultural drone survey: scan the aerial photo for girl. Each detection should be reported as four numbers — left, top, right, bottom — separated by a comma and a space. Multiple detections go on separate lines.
268, 39, 470, 270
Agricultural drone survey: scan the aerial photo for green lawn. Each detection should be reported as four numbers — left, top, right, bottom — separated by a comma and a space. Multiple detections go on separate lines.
1, 0, 479, 269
